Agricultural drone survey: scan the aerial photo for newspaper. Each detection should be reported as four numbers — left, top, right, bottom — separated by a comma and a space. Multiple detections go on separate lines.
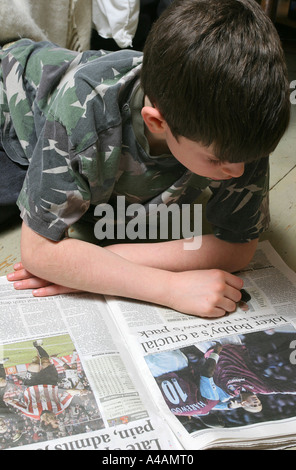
0, 241, 296, 450
0, 281, 180, 450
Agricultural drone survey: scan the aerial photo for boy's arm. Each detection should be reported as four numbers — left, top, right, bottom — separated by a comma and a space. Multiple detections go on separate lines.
11, 222, 243, 318
107, 235, 258, 273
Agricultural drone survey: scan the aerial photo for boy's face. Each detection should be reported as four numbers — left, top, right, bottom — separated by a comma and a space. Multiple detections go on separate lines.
165, 127, 245, 181
141, 101, 245, 181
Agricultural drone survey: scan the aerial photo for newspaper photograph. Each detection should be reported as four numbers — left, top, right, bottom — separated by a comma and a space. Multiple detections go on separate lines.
0, 334, 103, 449
143, 327, 296, 447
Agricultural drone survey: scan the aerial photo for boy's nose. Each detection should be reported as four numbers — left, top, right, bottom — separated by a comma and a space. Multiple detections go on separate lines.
221, 162, 245, 178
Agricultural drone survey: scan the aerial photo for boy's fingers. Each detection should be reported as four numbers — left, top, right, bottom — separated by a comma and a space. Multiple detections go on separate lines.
225, 272, 244, 290
13, 278, 51, 290
225, 284, 243, 303
7, 268, 80, 297
7, 269, 33, 281
32, 286, 81, 297
13, 262, 24, 271
217, 297, 237, 314
202, 306, 230, 319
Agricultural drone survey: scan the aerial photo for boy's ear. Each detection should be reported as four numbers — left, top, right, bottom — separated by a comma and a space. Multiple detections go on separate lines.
141, 105, 167, 135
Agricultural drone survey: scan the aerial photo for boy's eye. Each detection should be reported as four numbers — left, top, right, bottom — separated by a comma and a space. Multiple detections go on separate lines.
208, 159, 221, 165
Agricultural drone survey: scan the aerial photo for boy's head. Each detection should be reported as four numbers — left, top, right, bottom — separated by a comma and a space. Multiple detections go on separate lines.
141, 0, 291, 164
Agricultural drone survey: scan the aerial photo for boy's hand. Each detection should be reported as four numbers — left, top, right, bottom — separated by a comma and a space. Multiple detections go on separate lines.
7, 263, 80, 296
168, 269, 243, 318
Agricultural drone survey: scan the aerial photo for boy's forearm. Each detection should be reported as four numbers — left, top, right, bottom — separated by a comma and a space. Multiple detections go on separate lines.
107, 235, 258, 273
20, 222, 172, 307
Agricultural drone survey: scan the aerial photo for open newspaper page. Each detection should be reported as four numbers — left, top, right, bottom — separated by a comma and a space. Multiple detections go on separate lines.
0, 279, 180, 451
105, 241, 296, 450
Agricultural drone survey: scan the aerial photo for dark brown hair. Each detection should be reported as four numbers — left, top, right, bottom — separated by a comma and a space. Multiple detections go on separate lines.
141, 0, 291, 162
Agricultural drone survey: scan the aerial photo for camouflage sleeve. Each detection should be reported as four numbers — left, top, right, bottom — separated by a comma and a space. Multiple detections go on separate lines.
17, 118, 91, 241
206, 156, 270, 243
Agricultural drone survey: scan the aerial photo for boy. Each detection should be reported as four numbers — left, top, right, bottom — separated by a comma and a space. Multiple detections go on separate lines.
1, 0, 290, 318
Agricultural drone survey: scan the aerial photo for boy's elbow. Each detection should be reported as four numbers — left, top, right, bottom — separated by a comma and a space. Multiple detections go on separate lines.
21, 247, 41, 276
232, 238, 258, 272
20, 222, 55, 276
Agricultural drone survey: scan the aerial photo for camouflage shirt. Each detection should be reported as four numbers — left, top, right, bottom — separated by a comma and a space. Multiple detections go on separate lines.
0, 39, 269, 243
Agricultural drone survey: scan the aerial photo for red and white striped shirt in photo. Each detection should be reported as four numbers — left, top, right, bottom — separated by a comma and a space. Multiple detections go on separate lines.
9, 384, 73, 420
